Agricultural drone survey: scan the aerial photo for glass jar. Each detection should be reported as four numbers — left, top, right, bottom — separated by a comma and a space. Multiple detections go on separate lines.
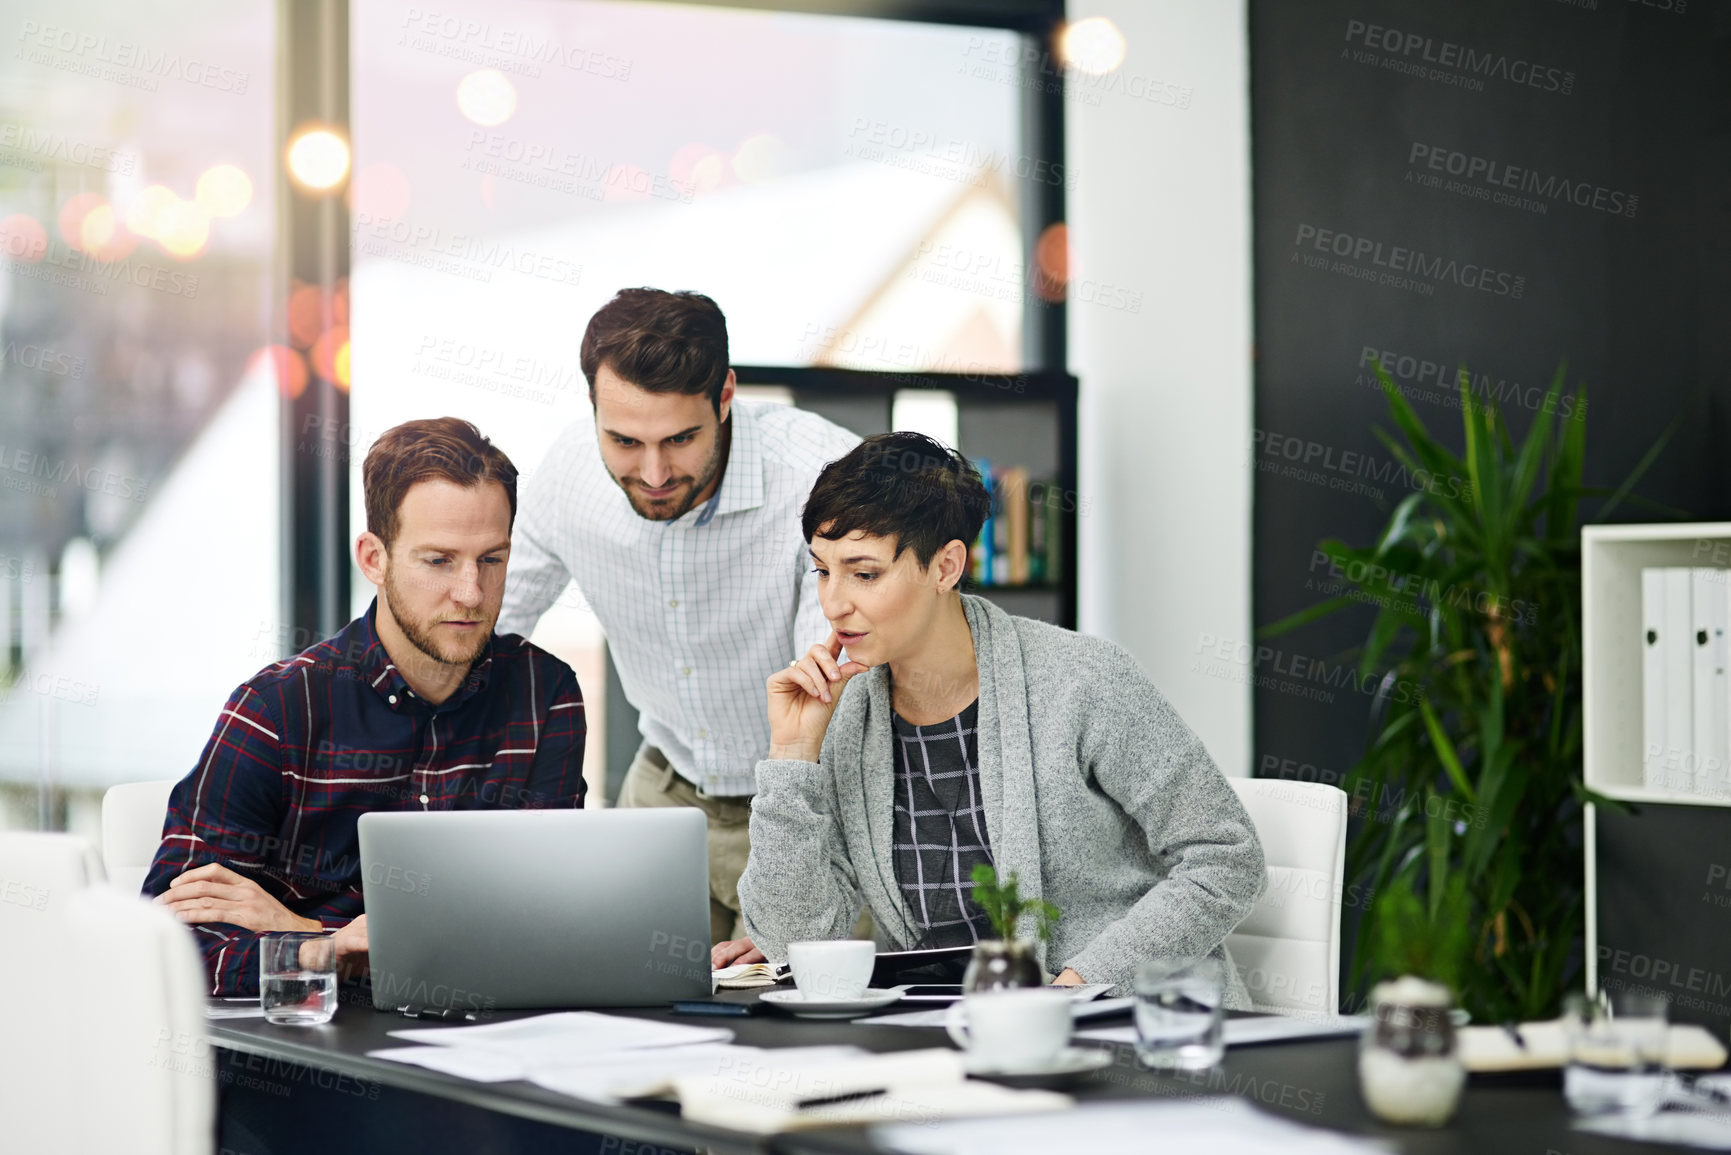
961, 940, 1043, 993
1357, 976, 1466, 1126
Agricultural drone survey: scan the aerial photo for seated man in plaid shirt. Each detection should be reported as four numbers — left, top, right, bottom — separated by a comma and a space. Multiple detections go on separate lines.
143, 417, 588, 996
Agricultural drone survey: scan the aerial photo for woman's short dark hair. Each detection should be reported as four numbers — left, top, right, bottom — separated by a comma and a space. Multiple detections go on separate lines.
580, 287, 730, 413
802, 432, 989, 568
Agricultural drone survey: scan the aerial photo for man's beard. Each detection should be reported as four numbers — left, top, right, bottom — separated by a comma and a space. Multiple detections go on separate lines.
382, 566, 493, 670
614, 422, 728, 522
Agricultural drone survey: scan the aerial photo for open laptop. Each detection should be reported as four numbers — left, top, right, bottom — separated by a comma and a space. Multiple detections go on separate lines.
358, 808, 712, 1012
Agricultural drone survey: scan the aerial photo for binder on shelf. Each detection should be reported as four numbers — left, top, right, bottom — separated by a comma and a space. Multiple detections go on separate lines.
1662, 568, 1695, 794
1002, 467, 1030, 586
1692, 568, 1730, 797
1642, 569, 1667, 790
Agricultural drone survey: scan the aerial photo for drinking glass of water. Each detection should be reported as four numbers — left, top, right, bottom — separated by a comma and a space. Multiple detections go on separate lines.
1563, 989, 1668, 1119
260, 932, 338, 1026
1134, 956, 1225, 1070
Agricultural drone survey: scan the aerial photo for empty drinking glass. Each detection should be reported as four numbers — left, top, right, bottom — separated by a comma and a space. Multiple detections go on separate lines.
1563, 989, 1669, 1119
1134, 956, 1225, 1069
260, 932, 338, 1026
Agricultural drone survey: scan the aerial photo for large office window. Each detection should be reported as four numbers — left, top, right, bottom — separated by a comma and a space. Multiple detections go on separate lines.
350, 0, 1038, 795
0, 0, 278, 835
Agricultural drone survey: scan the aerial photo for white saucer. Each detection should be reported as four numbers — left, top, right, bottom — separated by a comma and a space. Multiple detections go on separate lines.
963, 1046, 1113, 1080
759, 988, 904, 1019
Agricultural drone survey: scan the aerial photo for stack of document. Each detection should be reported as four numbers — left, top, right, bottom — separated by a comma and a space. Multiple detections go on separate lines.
1074, 1014, 1368, 1048
1456, 1020, 1728, 1073
712, 961, 788, 990
370, 1011, 864, 1103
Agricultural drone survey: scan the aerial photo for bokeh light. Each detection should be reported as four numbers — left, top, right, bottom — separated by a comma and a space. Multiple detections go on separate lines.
456, 69, 517, 127
332, 340, 352, 391
58, 193, 106, 248
286, 126, 351, 191
1057, 17, 1127, 76
79, 204, 137, 261
670, 143, 730, 197
0, 215, 49, 263
310, 325, 350, 385
287, 283, 327, 349
125, 185, 178, 240
251, 344, 309, 400
157, 200, 212, 259
1034, 222, 1071, 302
730, 132, 794, 184
195, 164, 253, 218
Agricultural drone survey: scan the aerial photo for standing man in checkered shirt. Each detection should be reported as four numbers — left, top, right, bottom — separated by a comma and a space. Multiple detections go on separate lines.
498, 288, 859, 944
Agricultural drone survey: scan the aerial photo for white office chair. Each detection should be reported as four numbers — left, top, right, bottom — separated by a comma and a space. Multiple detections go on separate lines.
1, 882, 215, 1155
102, 778, 178, 895
0, 829, 107, 931
1226, 778, 1348, 1017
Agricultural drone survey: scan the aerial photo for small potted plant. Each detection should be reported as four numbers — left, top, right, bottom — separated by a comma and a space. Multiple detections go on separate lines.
964, 864, 1061, 992
1357, 875, 1471, 1127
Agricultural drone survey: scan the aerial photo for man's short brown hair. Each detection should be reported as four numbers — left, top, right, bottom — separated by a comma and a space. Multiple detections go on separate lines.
362, 417, 518, 548
580, 288, 730, 413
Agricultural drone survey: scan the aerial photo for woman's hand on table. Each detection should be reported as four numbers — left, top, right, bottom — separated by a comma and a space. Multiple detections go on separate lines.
712, 937, 766, 969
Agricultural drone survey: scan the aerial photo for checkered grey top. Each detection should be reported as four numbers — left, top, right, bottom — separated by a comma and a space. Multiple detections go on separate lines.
890, 700, 995, 948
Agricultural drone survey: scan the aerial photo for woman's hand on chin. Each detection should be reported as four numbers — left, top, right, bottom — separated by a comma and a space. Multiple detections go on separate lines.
765, 630, 869, 761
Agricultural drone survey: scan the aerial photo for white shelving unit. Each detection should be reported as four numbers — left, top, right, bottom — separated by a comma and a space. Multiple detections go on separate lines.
1581, 521, 1731, 991
1582, 521, 1731, 806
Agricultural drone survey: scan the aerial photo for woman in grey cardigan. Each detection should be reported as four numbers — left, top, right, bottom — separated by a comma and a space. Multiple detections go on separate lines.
720, 433, 1266, 1003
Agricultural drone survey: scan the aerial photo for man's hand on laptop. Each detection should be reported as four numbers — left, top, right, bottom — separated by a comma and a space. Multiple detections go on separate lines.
158, 863, 320, 933
330, 914, 369, 980
711, 937, 765, 969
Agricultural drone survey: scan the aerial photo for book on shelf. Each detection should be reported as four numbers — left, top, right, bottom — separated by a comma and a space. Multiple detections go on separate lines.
967, 465, 1065, 590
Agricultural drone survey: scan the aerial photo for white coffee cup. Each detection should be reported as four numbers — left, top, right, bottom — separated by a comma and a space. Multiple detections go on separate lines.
787, 940, 876, 1001
945, 987, 1073, 1071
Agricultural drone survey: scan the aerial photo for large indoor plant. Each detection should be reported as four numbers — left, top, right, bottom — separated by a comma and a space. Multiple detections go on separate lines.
1260, 365, 1669, 1023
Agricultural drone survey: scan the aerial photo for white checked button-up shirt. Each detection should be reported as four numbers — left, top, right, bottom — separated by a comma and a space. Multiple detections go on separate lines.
499, 401, 860, 797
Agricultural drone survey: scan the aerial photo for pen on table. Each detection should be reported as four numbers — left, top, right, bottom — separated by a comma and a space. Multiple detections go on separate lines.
1500, 1021, 1527, 1050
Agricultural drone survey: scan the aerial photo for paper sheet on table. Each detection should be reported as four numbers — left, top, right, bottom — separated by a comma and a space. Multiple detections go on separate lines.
1076, 1014, 1369, 1048
1575, 1110, 1731, 1151
388, 1011, 733, 1066
873, 1097, 1393, 1155
674, 1047, 1069, 1133
368, 1045, 531, 1083
528, 1045, 866, 1103
1458, 1021, 1729, 1072
866, 994, 1135, 1029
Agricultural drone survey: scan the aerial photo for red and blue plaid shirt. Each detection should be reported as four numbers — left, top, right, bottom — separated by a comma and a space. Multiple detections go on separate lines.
143, 600, 587, 995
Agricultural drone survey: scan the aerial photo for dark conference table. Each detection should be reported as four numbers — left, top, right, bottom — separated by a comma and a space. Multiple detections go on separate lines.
209, 991, 1711, 1155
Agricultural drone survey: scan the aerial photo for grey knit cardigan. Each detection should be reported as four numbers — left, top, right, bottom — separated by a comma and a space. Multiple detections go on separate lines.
737, 594, 1266, 1006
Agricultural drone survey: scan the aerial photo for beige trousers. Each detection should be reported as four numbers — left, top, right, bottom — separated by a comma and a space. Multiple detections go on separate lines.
615, 745, 751, 944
